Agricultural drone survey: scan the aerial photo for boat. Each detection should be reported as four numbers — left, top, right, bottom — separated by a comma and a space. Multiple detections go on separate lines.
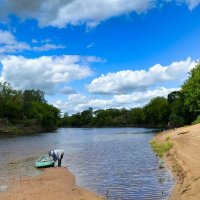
34, 155, 54, 168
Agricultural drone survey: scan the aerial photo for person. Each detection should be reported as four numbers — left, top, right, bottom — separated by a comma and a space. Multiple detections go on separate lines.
49, 149, 64, 167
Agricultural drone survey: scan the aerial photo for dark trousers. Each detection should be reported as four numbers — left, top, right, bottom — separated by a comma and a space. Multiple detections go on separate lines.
58, 154, 63, 167
58, 159, 62, 167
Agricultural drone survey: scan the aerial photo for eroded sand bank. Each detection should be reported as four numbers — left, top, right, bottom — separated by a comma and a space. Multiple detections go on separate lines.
0, 167, 104, 200
155, 123, 200, 200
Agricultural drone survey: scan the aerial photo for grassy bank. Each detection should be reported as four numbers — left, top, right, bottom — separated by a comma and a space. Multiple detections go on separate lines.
150, 138, 173, 157
0, 119, 56, 135
152, 124, 200, 200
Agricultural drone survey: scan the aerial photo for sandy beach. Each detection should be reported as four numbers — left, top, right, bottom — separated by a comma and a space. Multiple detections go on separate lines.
155, 123, 200, 200
0, 167, 104, 200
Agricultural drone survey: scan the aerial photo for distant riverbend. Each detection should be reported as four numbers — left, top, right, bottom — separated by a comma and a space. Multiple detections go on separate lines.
0, 128, 174, 199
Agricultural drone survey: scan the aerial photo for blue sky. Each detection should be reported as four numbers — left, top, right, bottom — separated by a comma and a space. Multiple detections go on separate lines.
0, 0, 199, 114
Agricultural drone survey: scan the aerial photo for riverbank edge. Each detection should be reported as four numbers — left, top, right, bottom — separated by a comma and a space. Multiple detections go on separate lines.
0, 119, 56, 135
153, 123, 200, 200
153, 131, 180, 200
0, 167, 104, 200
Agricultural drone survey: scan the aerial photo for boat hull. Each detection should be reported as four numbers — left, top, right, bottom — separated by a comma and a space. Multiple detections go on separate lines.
34, 155, 54, 168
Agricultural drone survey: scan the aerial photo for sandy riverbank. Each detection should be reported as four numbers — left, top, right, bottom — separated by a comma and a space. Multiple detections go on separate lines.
155, 123, 200, 200
0, 167, 104, 200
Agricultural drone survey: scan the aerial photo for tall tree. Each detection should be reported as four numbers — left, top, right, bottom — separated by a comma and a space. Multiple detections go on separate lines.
0, 81, 23, 119
143, 97, 169, 127
182, 63, 200, 115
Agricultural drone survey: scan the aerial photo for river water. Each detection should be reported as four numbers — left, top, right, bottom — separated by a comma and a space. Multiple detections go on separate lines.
0, 128, 174, 199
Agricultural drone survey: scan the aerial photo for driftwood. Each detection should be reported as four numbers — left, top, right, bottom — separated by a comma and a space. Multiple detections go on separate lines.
178, 131, 189, 135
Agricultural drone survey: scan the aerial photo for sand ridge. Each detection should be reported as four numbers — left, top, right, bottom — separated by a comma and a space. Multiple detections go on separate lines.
155, 123, 200, 200
0, 167, 104, 200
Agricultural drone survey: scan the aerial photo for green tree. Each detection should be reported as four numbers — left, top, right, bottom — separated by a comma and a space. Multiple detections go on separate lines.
168, 91, 192, 126
23, 89, 46, 118
28, 102, 60, 127
129, 107, 145, 126
182, 63, 200, 115
143, 97, 169, 127
80, 108, 93, 127
70, 113, 82, 127
167, 91, 181, 104
0, 81, 23, 119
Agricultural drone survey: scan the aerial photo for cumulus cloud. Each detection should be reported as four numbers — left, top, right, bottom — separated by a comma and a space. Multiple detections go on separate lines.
0, 55, 100, 94
113, 87, 179, 105
0, 0, 155, 28
87, 57, 196, 95
0, 1, 149, 28
53, 94, 115, 114
0, 1, 199, 28
53, 87, 178, 114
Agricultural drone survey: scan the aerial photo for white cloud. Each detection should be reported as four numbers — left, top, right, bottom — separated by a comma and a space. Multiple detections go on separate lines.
32, 43, 65, 52
32, 39, 38, 44
53, 94, 89, 113
113, 87, 179, 105
53, 94, 115, 114
0, 55, 100, 94
60, 86, 77, 95
53, 87, 179, 114
0, 1, 199, 28
176, 0, 200, 9
87, 57, 196, 95
0, 29, 65, 53
1, 0, 155, 28
86, 43, 95, 49
0, 30, 30, 53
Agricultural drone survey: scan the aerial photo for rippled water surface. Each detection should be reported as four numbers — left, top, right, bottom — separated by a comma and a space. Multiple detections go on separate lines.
0, 128, 174, 199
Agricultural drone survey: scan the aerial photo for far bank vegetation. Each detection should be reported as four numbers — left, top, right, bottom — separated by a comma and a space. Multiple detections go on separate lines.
60, 63, 200, 128
0, 82, 60, 134
1, 63, 200, 132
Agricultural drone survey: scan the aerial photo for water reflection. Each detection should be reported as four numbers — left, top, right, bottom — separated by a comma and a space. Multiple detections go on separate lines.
0, 128, 174, 199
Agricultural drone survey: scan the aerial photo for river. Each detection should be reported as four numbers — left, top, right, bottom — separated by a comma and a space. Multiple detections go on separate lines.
0, 127, 174, 199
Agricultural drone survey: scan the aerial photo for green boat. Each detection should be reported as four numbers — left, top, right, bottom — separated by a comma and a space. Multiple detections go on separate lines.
34, 155, 54, 168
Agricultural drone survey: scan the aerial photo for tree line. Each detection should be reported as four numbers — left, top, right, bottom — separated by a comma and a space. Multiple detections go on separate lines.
1, 63, 200, 130
0, 82, 60, 128
60, 63, 200, 128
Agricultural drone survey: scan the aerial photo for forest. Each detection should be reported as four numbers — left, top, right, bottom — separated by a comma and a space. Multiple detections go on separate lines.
60, 63, 200, 128
1, 63, 200, 130
0, 81, 60, 129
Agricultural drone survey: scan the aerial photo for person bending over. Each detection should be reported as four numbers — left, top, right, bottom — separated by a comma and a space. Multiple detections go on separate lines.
49, 149, 64, 167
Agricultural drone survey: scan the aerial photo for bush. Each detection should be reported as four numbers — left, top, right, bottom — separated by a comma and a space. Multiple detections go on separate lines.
151, 140, 173, 157
192, 115, 200, 125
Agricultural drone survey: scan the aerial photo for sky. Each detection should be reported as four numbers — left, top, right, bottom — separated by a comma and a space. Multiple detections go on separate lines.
0, 0, 200, 115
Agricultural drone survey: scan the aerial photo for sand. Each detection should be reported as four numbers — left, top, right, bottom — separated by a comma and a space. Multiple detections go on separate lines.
0, 167, 104, 200
155, 123, 200, 200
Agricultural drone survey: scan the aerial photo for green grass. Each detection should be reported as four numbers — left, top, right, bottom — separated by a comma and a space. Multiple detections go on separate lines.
150, 140, 173, 157
7, 126, 22, 134
192, 115, 200, 125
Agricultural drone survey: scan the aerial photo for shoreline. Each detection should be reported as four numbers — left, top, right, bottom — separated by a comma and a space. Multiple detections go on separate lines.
154, 123, 200, 200
0, 167, 104, 200
0, 119, 57, 135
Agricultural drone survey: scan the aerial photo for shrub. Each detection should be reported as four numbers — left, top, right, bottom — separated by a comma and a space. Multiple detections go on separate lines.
150, 140, 173, 157
192, 115, 200, 125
